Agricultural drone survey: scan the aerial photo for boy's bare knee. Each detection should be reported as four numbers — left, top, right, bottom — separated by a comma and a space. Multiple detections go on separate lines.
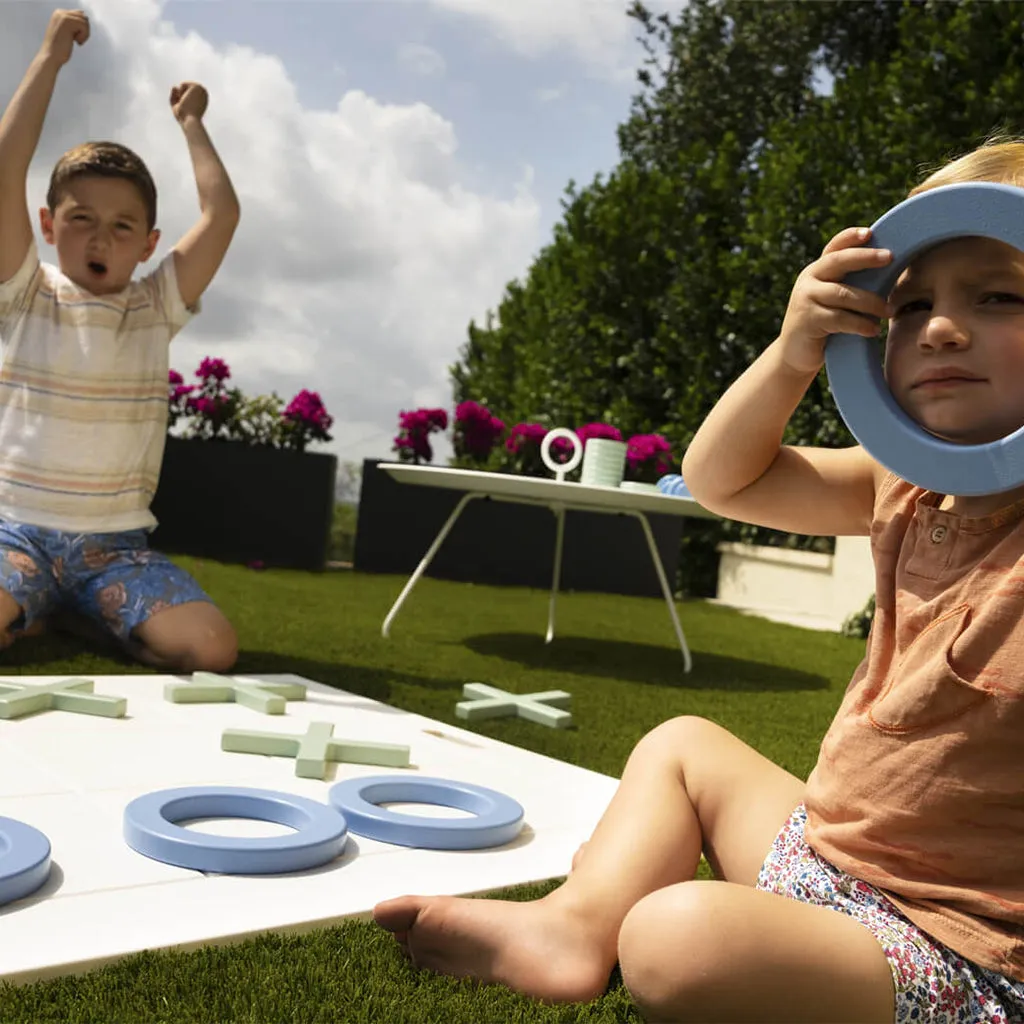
187, 629, 238, 673
131, 605, 238, 674
175, 618, 238, 673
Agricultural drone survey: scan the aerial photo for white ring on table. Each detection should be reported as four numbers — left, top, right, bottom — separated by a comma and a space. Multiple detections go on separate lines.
540, 428, 583, 481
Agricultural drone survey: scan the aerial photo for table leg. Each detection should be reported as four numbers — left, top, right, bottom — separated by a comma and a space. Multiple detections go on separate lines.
381, 492, 482, 638
627, 511, 693, 673
546, 503, 567, 644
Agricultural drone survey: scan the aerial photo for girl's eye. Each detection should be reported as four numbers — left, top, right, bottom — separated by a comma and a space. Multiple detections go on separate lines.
982, 292, 1024, 304
892, 298, 930, 318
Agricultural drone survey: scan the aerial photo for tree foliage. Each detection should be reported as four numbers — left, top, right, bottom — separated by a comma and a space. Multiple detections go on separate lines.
449, 0, 1024, 593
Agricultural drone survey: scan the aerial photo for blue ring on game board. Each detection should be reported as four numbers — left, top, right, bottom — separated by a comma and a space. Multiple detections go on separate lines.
825, 181, 1024, 497
328, 776, 524, 850
123, 786, 348, 875
0, 816, 51, 906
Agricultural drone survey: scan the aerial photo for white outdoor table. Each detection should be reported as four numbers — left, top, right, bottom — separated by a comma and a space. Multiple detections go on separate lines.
378, 464, 720, 672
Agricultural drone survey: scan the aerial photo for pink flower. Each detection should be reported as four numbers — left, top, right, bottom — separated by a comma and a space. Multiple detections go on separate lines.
626, 433, 675, 480
168, 369, 184, 385
284, 390, 334, 432
196, 357, 230, 382
393, 407, 448, 463
454, 401, 504, 460
575, 423, 623, 445
505, 422, 548, 454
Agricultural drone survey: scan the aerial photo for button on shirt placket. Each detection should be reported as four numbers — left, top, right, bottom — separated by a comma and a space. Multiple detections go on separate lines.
905, 511, 957, 580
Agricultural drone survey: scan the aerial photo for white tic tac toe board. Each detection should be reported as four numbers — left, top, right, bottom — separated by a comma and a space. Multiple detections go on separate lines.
0, 674, 618, 984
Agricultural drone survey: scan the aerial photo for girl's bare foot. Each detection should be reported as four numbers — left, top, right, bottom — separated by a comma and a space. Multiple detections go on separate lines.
373, 892, 616, 1003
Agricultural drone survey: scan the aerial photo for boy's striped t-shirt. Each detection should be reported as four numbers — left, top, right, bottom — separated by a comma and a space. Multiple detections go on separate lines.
0, 241, 196, 533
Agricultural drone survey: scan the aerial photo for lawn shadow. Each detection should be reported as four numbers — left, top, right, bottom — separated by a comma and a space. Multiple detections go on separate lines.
461, 632, 829, 692
233, 649, 467, 703
0, 632, 133, 672
1, 638, 472, 704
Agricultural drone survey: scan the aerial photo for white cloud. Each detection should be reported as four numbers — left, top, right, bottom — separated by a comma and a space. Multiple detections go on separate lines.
429, 0, 686, 80
7, 0, 541, 465
535, 85, 568, 104
397, 42, 447, 78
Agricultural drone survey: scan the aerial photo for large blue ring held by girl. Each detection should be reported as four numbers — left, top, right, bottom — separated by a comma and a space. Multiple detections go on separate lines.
123, 786, 348, 874
825, 181, 1024, 496
0, 816, 51, 905
328, 775, 524, 850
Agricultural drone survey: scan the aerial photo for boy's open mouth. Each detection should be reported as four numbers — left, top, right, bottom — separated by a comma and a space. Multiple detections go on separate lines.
87, 260, 107, 276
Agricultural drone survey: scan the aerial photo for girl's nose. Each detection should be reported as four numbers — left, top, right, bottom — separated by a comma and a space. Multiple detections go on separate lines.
920, 312, 970, 350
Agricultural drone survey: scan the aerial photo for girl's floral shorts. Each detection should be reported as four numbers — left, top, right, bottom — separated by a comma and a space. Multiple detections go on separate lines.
0, 520, 211, 641
756, 803, 1024, 1023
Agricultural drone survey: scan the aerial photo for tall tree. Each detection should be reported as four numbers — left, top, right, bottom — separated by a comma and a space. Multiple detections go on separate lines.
450, 0, 1024, 592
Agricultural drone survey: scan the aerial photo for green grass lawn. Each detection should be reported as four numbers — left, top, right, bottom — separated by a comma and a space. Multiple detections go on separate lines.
0, 559, 866, 1023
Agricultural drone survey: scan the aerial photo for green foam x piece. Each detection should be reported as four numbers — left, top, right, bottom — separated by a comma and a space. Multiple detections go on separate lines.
221, 720, 411, 780
455, 682, 573, 729
164, 672, 307, 714
0, 678, 126, 720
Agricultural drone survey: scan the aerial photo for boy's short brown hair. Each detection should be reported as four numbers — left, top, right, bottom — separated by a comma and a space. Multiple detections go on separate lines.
46, 141, 157, 231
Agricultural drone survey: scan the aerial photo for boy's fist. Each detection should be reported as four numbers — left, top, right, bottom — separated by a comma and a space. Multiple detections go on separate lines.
170, 82, 208, 124
42, 9, 90, 66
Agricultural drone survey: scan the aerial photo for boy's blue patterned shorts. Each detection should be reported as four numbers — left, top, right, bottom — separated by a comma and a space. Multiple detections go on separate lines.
0, 520, 212, 641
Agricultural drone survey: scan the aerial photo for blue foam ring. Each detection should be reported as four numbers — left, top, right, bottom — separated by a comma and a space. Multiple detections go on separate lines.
123, 786, 348, 875
0, 816, 51, 906
658, 474, 691, 497
328, 775, 525, 850
825, 181, 1024, 496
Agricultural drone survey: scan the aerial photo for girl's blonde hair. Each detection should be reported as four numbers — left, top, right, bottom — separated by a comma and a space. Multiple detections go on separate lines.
910, 135, 1024, 196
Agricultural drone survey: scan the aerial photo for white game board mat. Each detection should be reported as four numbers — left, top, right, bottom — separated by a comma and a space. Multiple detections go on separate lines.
0, 674, 618, 984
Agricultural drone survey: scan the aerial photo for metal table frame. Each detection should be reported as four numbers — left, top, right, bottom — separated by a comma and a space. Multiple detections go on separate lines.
378, 465, 720, 673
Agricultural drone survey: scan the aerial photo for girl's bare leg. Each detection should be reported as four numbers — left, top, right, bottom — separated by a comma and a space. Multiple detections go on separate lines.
373, 716, 808, 1002
619, 881, 894, 1022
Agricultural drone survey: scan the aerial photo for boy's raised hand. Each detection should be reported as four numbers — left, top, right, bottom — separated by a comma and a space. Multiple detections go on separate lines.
777, 227, 893, 375
170, 82, 209, 125
41, 9, 90, 66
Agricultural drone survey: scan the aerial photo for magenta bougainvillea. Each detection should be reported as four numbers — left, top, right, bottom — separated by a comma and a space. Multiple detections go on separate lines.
391, 401, 676, 480
167, 359, 334, 452
283, 389, 334, 449
574, 422, 623, 445
393, 407, 449, 463
453, 401, 505, 461
626, 433, 675, 483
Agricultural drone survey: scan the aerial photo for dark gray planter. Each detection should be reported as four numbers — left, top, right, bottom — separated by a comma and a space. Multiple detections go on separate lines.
353, 458, 682, 597
150, 437, 337, 571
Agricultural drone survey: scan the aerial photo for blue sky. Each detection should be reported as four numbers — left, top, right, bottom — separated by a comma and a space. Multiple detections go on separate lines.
3, 0, 682, 466
163, 0, 639, 236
